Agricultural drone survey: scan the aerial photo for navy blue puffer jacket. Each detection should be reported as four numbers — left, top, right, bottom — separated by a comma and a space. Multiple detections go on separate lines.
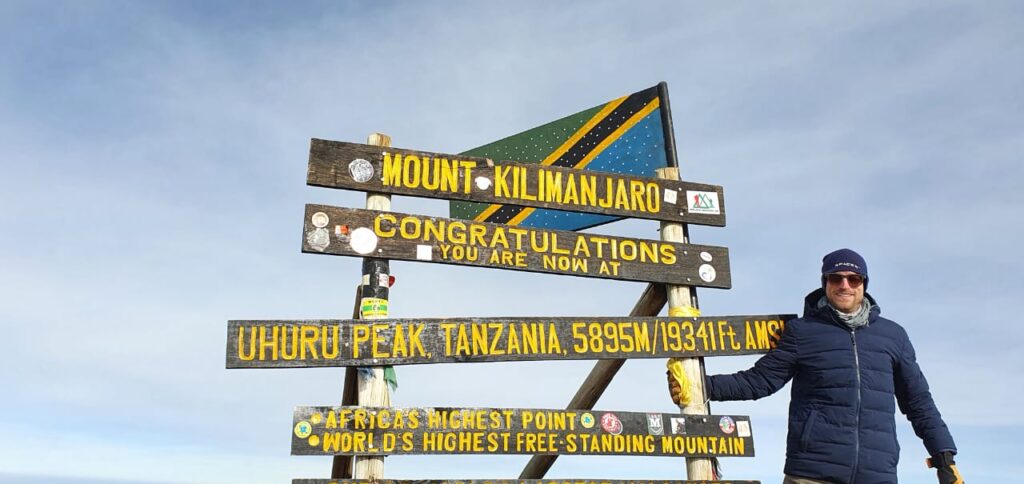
706, 289, 956, 483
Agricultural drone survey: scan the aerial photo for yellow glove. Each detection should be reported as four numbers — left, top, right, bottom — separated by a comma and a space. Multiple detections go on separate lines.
666, 358, 691, 406
927, 452, 964, 484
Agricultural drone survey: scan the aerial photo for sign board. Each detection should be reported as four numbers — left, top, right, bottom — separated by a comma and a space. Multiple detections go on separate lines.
301, 205, 731, 287
291, 406, 754, 458
308, 139, 725, 226
293, 480, 759, 484
451, 83, 683, 231
226, 315, 793, 368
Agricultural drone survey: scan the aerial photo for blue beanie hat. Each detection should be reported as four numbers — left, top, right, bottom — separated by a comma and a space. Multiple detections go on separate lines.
821, 248, 868, 287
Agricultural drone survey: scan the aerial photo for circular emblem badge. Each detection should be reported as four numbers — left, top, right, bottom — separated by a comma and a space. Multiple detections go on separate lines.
311, 212, 329, 228
719, 416, 735, 434
294, 420, 312, 438
600, 412, 623, 435
698, 263, 717, 282
349, 227, 378, 255
348, 158, 374, 183
580, 412, 595, 429
699, 251, 713, 262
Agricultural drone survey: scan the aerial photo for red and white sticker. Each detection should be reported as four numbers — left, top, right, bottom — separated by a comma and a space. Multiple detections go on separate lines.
686, 190, 721, 215
600, 412, 623, 435
719, 416, 735, 434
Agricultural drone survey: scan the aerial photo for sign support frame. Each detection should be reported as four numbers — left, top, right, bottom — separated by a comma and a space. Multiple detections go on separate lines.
353, 133, 393, 480
518, 282, 667, 478
330, 283, 363, 478
658, 167, 714, 480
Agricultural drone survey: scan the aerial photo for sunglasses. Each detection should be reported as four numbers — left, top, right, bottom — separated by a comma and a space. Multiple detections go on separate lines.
826, 273, 865, 288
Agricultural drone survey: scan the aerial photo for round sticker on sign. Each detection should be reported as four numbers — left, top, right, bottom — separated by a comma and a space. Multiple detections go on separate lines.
348, 158, 374, 183
580, 413, 596, 429
700, 251, 713, 262
294, 421, 312, 438
719, 416, 736, 434
600, 412, 623, 435
311, 212, 329, 228
350, 227, 378, 255
475, 176, 492, 190
698, 264, 717, 282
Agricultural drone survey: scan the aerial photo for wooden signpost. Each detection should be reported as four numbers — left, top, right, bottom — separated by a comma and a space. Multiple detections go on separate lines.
226, 315, 793, 368
301, 205, 732, 288
291, 407, 754, 458
230, 84, 777, 484
307, 139, 727, 227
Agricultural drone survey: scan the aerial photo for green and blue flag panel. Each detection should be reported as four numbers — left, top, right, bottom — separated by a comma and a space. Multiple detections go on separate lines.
449, 83, 678, 231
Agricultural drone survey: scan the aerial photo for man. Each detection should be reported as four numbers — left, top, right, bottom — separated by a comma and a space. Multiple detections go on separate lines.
669, 249, 962, 483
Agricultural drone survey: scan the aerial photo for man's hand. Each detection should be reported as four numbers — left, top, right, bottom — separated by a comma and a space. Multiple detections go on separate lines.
927, 451, 963, 484
666, 358, 691, 406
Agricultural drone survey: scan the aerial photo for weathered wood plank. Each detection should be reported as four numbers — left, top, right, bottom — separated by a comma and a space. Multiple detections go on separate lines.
226, 315, 793, 368
308, 139, 726, 226
301, 205, 731, 288
291, 406, 755, 458
292, 476, 757, 480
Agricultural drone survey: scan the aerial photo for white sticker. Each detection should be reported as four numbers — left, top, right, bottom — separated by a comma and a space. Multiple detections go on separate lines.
378, 273, 390, 287
475, 176, 492, 190
306, 228, 329, 252
698, 263, 717, 282
737, 420, 751, 438
700, 251, 713, 262
685, 190, 721, 215
349, 227, 378, 255
311, 212, 329, 228
669, 417, 687, 435
663, 189, 678, 204
416, 245, 432, 260
348, 158, 374, 183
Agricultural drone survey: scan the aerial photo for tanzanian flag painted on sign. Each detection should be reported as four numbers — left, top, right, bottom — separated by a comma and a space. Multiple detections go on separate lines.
449, 83, 679, 231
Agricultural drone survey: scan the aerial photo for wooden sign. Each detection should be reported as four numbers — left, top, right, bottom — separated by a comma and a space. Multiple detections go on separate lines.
226, 315, 793, 368
308, 139, 726, 227
291, 406, 755, 458
301, 205, 731, 287
292, 476, 757, 480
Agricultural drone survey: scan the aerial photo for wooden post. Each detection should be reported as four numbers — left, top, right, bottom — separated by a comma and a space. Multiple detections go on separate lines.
329, 284, 365, 478
352, 132, 393, 479
518, 283, 667, 478
658, 166, 712, 480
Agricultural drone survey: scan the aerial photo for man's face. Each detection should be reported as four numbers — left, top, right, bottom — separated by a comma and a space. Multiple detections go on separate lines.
825, 271, 865, 313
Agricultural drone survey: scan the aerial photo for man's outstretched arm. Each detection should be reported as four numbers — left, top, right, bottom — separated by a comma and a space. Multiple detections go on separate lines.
668, 321, 799, 403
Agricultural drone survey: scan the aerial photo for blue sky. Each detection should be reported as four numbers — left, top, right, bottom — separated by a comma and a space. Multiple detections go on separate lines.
1, 1, 1022, 482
